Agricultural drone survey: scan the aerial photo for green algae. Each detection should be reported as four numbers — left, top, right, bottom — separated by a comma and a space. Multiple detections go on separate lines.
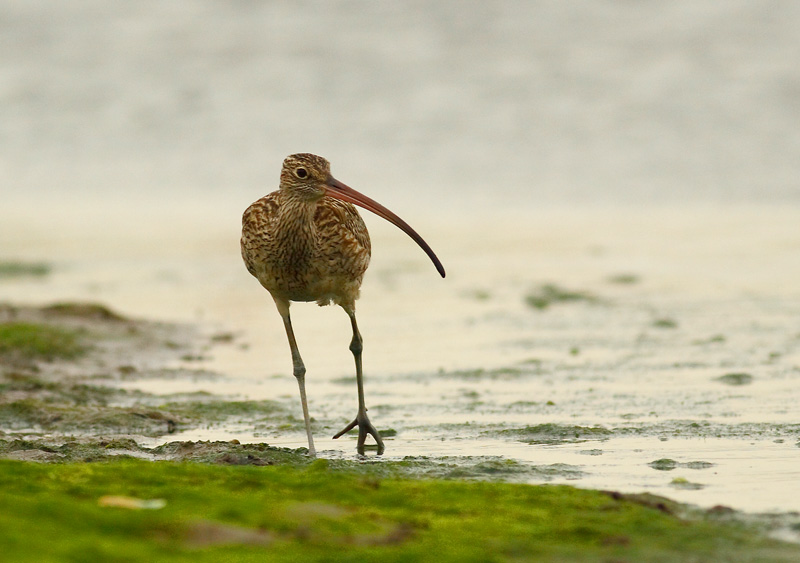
0, 374, 285, 438
524, 283, 599, 310
649, 458, 680, 471
40, 302, 128, 322
652, 317, 678, 329
1, 458, 798, 562
497, 424, 612, 445
149, 440, 308, 465
485, 421, 800, 447
670, 477, 706, 490
0, 261, 50, 278
440, 366, 525, 380
0, 439, 309, 465
0, 374, 119, 405
0, 399, 179, 436
466, 288, 492, 301
607, 273, 640, 285
159, 400, 287, 424
0, 438, 584, 484
693, 334, 727, 345
0, 303, 232, 439
0, 322, 87, 361
716, 373, 754, 386
649, 459, 715, 471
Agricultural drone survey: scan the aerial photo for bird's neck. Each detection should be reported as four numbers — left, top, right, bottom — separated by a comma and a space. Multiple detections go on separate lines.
275, 192, 319, 256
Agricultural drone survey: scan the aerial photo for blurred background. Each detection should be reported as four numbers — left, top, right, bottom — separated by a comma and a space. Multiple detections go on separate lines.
3, 0, 799, 212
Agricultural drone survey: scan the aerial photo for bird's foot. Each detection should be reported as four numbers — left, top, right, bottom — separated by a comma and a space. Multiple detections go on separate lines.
332, 410, 385, 455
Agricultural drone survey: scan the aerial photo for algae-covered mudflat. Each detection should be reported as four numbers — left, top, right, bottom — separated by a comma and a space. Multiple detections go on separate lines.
2, 300, 800, 561
4, 458, 800, 562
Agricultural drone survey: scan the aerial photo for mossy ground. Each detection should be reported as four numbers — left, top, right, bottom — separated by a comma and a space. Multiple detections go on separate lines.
0, 322, 86, 361
2, 458, 799, 562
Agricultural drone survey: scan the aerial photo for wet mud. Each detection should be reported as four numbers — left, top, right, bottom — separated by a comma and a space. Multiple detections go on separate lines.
2, 297, 800, 545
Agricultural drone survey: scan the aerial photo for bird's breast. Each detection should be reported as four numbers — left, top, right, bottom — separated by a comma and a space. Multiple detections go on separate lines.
241, 193, 371, 307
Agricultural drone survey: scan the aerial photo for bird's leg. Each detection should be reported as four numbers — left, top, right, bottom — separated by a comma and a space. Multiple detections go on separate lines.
332, 307, 385, 455
275, 297, 316, 457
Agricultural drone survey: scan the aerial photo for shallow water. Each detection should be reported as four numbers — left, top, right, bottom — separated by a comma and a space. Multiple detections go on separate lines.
2, 0, 800, 516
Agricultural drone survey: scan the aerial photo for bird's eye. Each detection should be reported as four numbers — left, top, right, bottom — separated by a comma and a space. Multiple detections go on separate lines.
294, 167, 308, 179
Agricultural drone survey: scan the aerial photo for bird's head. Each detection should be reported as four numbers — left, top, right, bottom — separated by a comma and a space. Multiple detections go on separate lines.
279, 153, 331, 200
278, 153, 446, 278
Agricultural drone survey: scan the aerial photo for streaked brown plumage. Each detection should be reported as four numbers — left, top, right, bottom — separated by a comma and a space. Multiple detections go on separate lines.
241, 153, 445, 456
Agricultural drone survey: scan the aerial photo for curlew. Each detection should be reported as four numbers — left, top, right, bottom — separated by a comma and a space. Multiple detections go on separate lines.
241, 153, 445, 456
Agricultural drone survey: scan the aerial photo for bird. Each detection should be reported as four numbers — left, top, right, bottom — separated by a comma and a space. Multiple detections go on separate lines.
241, 153, 445, 456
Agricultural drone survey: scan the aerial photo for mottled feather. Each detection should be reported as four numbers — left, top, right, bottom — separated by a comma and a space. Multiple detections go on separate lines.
241, 188, 370, 308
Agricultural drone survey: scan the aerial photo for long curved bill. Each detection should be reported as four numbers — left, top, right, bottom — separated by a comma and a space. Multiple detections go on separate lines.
325, 176, 446, 278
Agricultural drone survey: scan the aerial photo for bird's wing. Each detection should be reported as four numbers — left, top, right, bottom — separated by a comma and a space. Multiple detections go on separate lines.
314, 197, 371, 275
241, 191, 281, 276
